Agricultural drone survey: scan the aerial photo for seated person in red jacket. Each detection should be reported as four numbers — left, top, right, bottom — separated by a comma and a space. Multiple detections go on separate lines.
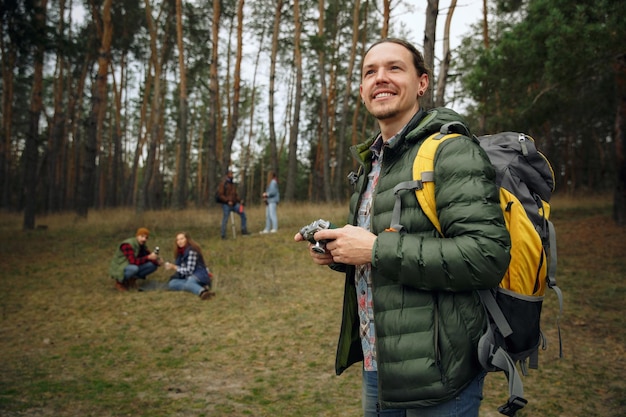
109, 227, 161, 291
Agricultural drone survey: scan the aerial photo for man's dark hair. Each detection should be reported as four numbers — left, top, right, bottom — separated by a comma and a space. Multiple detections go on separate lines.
363, 38, 431, 79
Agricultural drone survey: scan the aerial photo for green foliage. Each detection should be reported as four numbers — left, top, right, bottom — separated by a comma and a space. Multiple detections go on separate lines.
457, 0, 625, 192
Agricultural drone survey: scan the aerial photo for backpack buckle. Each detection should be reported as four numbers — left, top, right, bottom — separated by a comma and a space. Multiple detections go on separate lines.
497, 395, 528, 416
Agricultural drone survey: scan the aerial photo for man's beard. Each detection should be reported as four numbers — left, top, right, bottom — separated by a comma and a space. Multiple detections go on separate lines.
371, 107, 399, 120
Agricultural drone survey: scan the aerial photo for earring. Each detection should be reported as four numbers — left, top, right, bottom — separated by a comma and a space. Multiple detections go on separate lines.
418, 90, 425, 97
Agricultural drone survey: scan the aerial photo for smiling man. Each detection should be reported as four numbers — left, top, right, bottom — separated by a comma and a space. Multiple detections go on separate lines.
295, 38, 511, 416
360, 40, 427, 137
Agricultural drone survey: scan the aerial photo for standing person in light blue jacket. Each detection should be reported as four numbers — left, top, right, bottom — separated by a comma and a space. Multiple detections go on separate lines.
164, 232, 215, 300
260, 171, 280, 234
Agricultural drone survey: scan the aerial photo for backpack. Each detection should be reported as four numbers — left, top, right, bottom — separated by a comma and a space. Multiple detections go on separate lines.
389, 122, 563, 416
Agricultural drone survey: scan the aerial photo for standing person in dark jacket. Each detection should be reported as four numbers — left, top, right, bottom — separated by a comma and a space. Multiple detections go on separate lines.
109, 227, 162, 291
164, 232, 215, 300
217, 170, 249, 239
294, 38, 511, 417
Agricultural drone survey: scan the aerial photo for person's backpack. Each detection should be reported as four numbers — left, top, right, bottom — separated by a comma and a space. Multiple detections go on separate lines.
389, 122, 563, 417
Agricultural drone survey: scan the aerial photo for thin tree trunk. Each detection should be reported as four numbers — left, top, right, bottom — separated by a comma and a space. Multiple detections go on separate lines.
172, 0, 188, 209
316, 0, 331, 201
127, 67, 152, 206
78, 0, 112, 218
108, 53, 126, 208
350, 0, 369, 174
435, 0, 456, 107
285, 0, 303, 201
614, 53, 626, 225
478, 0, 489, 131
0, 22, 16, 208
48, 53, 65, 213
334, 0, 361, 200
209, 0, 221, 196
482, 0, 489, 49
242, 23, 266, 202
268, 0, 283, 175
230, 0, 247, 199
381, 0, 390, 37
138, 0, 166, 214
422, 0, 438, 110
48, 0, 68, 212
67, 56, 90, 210
23, 0, 48, 229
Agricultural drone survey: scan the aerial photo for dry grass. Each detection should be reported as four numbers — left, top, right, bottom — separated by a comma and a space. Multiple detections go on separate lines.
0, 196, 624, 417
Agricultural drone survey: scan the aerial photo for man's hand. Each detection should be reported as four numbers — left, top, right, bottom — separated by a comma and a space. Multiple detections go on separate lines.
294, 225, 376, 266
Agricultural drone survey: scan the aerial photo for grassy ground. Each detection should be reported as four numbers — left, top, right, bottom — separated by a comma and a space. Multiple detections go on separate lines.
0, 196, 624, 417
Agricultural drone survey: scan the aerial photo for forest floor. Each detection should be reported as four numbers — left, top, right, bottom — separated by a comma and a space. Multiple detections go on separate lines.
0, 196, 624, 417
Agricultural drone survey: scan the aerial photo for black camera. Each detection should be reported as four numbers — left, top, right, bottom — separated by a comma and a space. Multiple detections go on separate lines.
299, 219, 335, 254
154, 246, 160, 255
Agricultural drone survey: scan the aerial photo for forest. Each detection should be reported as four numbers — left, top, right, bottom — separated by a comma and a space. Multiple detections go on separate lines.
1, 0, 625, 229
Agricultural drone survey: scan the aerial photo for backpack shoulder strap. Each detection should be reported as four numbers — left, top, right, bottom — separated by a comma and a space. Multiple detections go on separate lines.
388, 129, 461, 233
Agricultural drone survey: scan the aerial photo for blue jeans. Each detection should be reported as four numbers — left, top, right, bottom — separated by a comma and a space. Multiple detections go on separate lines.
168, 274, 206, 296
123, 262, 158, 281
264, 202, 278, 231
362, 369, 485, 417
221, 203, 247, 237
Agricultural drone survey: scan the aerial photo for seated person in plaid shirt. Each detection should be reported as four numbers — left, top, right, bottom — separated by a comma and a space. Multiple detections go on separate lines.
164, 232, 215, 300
109, 227, 161, 291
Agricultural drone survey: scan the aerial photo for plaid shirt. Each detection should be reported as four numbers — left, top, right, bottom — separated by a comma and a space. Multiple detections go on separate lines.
356, 133, 399, 372
176, 249, 199, 276
120, 243, 151, 265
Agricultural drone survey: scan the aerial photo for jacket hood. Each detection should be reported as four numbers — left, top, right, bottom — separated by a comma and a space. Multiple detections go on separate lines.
404, 107, 470, 144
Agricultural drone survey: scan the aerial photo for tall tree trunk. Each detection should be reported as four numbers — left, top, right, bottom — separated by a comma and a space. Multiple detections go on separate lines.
422, 0, 438, 110
285, 0, 303, 202
23, 0, 48, 229
614, 52, 626, 225
172, 0, 188, 209
435, 0, 456, 107
350, 0, 369, 174
316, 0, 332, 201
48, 0, 68, 212
334, 0, 361, 200
381, 0, 390, 37
48, 47, 66, 212
109, 52, 126, 208
482, 0, 489, 49
209, 0, 221, 196
268, 0, 283, 175
78, 0, 113, 218
67, 57, 90, 210
138, 0, 167, 214
242, 23, 266, 202
478, 0, 489, 132
231, 0, 247, 198
127, 67, 152, 206
1, 17, 17, 209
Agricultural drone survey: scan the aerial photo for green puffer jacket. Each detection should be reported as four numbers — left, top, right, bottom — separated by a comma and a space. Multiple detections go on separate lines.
334, 108, 511, 409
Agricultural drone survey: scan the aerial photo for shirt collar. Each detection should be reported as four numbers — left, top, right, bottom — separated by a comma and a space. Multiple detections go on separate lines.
369, 132, 400, 159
